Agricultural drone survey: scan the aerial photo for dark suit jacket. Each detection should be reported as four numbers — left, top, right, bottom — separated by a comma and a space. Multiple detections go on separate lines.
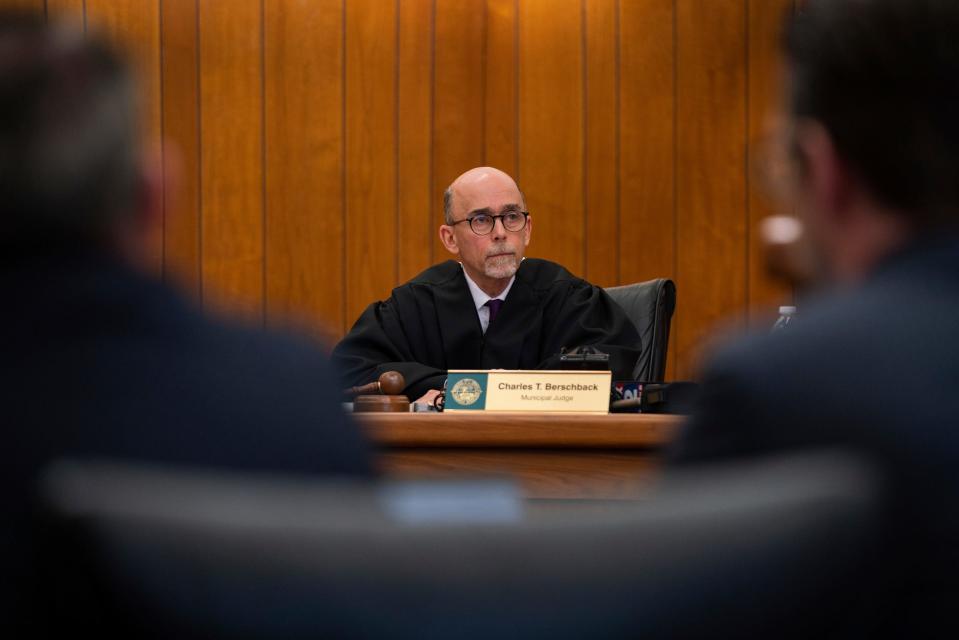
1, 252, 372, 627
669, 237, 959, 637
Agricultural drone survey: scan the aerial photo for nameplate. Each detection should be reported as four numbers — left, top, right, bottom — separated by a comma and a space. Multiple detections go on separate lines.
445, 370, 611, 414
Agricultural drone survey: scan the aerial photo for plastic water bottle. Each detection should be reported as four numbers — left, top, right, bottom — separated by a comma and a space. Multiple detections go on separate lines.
771, 305, 796, 333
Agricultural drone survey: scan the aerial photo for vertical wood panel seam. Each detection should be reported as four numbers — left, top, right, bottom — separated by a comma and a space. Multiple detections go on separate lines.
195, 0, 203, 306
743, 0, 750, 324
340, 0, 347, 333
81, 0, 86, 32
792, 0, 798, 306
159, 0, 166, 277
430, 0, 436, 256
429, 0, 436, 265
614, 0, 620, 284
671, 0, 678, 375
44, 0, 48, 20
260, 0, 267, 327
394, 0, 400, 286
481, 0, 489, 166
513, 0, 519, 186
581, 0, 587, 278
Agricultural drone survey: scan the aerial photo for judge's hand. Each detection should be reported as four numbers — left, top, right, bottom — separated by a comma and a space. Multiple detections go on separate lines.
414, 389, 442, 406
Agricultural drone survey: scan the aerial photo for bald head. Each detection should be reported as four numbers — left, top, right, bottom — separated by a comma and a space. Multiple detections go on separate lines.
438, 166, 532, 295
443, 167, 525, 225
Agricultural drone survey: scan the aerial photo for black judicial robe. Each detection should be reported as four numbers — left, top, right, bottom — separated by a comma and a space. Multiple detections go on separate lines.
332, 258, 642, 399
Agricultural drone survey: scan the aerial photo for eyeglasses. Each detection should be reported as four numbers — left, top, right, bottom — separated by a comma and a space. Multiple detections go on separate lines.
449, 211, 529, 235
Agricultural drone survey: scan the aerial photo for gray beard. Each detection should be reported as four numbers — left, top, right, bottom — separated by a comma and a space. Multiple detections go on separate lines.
484, 253, 518, 280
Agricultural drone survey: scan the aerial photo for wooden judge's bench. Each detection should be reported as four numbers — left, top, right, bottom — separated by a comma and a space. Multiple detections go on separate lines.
357, 412, 683, 501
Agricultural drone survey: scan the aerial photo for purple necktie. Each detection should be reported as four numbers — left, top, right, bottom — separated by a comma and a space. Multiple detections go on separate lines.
485, 298, 504, 325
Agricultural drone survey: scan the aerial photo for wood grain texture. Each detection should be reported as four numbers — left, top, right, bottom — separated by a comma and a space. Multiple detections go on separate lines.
364, 411, 677, 500
519, 0, 585, 276
618, 1, 674, 282
397, 0, 434, 284
746, 0, 793, 328
357, 412, 681, 447
85, 0, 164, 276
432, 0, 485, 262
198, 0, 264, 321
619, 0, 675, 377
585, 0, 619, 286
675, 0, 748, 379
21, 0, 795, 381
379, 449, 661, 500
0, 0, 45, 12
160, 0, 200, 298
264, 0, 344, 344
484, 0, 518, 177
345, 0, 397, 325
44, 0, 84, 21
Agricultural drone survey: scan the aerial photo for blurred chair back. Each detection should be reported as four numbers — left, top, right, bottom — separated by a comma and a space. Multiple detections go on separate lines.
36, 452, 880, 639
605, 279, 676, 381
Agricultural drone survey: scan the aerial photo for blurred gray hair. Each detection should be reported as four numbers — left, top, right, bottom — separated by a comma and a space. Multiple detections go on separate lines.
0, 12, 140, 250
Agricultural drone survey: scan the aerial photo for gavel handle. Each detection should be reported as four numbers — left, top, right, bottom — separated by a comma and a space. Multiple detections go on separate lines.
343, 381, 381, 398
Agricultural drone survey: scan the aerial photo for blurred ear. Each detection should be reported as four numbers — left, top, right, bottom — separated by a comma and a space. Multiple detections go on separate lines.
138, 144, 168, 234
793, 120, 854, 223
522, 214, 531, 247
439, 224, 459, 255
115, 141, 180, 270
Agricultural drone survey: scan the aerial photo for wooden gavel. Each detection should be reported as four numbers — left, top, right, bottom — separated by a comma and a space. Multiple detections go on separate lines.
343, 370, 406, 399
343, 371, 410, 413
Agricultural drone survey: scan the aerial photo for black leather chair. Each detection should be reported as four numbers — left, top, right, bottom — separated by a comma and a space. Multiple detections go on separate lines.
605, 279, 676, 381
35, 452, 881, 639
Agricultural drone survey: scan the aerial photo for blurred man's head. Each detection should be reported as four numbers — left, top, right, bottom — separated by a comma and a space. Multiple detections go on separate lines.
0, 12, 159, 265
781, 0, 959, 282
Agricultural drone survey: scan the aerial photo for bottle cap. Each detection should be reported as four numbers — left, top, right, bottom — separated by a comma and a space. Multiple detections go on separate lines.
778, 305, 797, 315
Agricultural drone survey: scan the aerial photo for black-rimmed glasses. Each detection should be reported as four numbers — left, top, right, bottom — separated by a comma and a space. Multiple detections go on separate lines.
449, 211, 529, 235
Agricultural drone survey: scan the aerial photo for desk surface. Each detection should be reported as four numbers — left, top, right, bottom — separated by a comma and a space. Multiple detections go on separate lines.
360, 412, 683, 448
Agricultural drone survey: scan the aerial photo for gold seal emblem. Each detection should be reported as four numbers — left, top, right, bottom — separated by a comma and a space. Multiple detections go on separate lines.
450, 378, 483, 406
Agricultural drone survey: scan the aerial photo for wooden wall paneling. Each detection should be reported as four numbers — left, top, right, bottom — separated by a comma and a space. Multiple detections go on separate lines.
746, 0, 793, 329
345, 0, 397, 327
518, 0, 584, 276
10, 0, 792, 373
675, 0, 748, 379
618, 0, 675, 284
85, 0, 163, 276
618, 0, 675, 375
264, 0, 345, 345
585, 0, 618, 287
45, 0, 84, 22
160, 0, 200, 298
397, 0, 434, 284
198, 0, 264, 321
432, 0, 485, 263
484, 0, 517, 177
0, 0, 46, 12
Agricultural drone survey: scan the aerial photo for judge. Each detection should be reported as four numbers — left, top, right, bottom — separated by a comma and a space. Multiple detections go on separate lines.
332, 167, 641, 402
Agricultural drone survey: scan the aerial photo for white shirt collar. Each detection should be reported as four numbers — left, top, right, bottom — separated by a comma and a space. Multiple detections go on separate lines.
461, 264, 515, 311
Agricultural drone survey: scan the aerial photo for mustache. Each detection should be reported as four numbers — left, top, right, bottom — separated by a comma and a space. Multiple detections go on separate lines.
485, 245, 515, 258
